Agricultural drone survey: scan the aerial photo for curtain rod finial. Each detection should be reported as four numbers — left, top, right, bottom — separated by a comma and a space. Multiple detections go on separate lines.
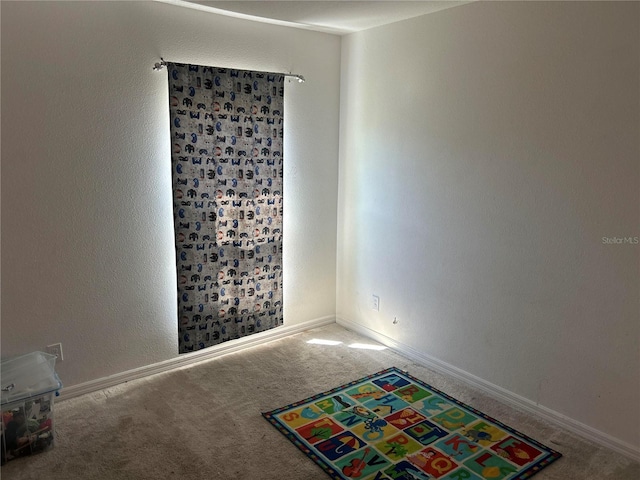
153, 58, 167, 71
286, 73, 305, 83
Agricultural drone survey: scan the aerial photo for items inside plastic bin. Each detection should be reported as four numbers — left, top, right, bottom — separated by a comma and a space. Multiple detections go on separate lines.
1, 352, 62, 465
1, 394, 55, 464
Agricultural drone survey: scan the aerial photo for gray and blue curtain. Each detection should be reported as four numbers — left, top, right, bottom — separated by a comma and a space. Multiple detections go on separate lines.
167, 63, 284, 353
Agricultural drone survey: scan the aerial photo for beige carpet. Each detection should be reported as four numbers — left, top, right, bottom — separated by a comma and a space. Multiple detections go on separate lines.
2, 324, 638, 479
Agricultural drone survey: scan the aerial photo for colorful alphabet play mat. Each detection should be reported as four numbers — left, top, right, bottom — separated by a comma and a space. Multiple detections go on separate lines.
262, 367, 561, 480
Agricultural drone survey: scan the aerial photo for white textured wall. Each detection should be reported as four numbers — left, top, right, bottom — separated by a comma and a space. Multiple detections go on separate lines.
1, 1, 340, 386
337, 1, 639, 448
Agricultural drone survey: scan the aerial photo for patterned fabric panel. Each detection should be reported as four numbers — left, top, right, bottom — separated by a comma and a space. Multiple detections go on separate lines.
168, 63, 284, 353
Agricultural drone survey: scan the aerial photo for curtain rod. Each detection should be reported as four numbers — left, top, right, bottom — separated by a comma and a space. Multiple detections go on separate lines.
152, 58, 305, 83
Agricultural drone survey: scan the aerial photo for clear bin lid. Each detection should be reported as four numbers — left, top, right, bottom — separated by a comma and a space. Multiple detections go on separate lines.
1, 351, 62, 405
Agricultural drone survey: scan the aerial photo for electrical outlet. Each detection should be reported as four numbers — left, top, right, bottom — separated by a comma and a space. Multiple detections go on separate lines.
372, 295, 380, 311
47, 343, 63, 361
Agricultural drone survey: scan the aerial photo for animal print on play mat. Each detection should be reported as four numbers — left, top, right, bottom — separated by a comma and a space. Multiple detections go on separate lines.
262, 367, 561, 480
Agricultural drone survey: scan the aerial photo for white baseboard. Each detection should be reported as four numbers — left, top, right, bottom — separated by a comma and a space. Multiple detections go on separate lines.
60, 315, 336, 401
336, 316, 640, 462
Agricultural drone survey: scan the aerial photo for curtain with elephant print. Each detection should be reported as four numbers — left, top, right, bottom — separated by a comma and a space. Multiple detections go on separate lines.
168, 63, 284, 353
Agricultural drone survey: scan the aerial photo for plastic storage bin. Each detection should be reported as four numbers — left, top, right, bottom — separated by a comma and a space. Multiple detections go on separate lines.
1, 352, 62, 465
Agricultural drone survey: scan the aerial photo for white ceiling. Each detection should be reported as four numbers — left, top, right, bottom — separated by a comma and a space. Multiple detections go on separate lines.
180, 1, 470, 35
